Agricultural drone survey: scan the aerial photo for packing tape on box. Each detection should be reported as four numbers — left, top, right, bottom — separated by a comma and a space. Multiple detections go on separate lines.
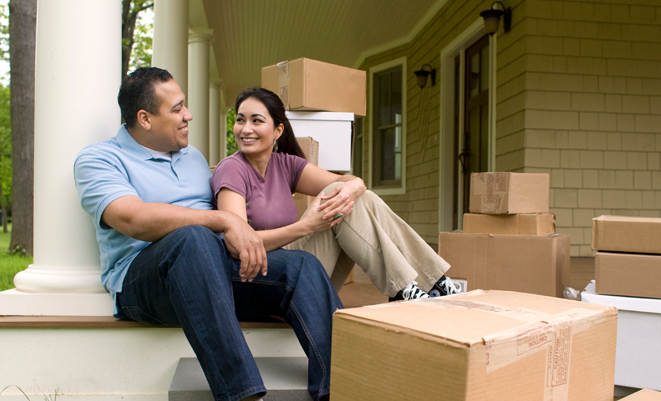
277, 60, 290, 110
414, 294, 605, 401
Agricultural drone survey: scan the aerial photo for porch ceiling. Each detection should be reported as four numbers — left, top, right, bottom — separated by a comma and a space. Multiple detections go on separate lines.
200, 0, 447, 103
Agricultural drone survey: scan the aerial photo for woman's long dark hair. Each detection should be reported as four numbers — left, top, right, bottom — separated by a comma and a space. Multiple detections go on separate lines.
234, 87, 305, 158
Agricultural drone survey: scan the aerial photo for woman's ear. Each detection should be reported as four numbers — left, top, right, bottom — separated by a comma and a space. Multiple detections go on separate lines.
137, 110, 151, 130
275, 123, 284, 140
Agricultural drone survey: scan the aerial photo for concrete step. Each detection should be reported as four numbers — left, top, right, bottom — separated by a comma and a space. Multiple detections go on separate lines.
169, 357, 312, 401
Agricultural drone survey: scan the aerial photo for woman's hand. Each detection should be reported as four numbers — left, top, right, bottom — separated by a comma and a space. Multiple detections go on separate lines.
317, 178, 366, 226
299, 195, 335, 233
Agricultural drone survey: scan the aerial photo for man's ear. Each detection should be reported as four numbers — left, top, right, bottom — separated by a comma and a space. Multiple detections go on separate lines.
137, 110, 151, 130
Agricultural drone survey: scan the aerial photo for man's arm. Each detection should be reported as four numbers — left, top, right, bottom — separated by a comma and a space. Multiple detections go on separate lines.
103, 196, 268, 282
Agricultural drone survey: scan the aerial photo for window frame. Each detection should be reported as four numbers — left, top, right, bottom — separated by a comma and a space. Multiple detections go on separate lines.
368, 57, 407, 195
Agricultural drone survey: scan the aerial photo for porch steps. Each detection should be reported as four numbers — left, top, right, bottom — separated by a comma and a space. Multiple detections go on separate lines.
169, 357, 312, 401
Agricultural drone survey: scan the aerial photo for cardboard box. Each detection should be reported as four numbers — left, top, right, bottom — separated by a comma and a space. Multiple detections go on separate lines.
438, 233, 570, 298
331, 290, 617, 400
621, 390, 661, 400
592, 215, 661, 254
463, 213, 555, 235
289, 111, 353, 172
292, 137, 319, 219
295, 136, 319, 165
582, 281, 661, 391
262, 58, 366, 116
470, 173, 549, 214
596, 252, 661, 299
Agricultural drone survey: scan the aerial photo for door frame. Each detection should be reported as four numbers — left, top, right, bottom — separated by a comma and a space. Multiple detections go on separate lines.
438, 18, 497, 232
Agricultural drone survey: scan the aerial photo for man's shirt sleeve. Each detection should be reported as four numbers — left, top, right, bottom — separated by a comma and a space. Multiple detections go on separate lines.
74, 146, 140, 229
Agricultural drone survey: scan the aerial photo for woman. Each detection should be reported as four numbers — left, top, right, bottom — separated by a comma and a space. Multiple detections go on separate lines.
211, 87, 458, 301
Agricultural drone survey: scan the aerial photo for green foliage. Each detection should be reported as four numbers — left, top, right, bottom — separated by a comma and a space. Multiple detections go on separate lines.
128, 6, 153, 73
226, 108, 237, 155
0, 3, 8, 84
0, 84, 10, 209
0, 225, 33, 291
0, 3, 8, 63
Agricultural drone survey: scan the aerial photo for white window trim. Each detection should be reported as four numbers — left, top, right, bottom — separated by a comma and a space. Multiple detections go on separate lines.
368, 56, 407, 196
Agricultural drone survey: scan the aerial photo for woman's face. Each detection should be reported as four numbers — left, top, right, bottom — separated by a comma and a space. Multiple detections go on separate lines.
234, 97, 283, 157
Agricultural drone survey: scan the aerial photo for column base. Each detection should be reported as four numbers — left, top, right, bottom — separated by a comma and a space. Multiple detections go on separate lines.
0, 289, 114, 316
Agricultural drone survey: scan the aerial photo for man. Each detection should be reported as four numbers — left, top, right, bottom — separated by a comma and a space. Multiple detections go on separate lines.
74, 67, 340, 401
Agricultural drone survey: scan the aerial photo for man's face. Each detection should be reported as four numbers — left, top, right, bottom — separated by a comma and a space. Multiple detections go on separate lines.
147, 79, 193, 152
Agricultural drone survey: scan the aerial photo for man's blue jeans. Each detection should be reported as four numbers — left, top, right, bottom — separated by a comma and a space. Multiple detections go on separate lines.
116, 225, 342, 401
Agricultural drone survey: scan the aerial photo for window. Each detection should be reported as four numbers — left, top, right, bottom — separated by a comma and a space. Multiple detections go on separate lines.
369, 58, 406, 194
352, 117, 364, 178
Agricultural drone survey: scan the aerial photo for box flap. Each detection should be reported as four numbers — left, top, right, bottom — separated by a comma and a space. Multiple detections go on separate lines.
336, 290, 613, 349
621, 389, 661, 400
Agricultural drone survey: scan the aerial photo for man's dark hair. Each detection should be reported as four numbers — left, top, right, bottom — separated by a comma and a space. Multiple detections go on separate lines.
118, 67, 173, 128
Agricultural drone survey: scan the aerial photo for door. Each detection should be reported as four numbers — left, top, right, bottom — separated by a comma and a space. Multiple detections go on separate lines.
453, 35, 490, 228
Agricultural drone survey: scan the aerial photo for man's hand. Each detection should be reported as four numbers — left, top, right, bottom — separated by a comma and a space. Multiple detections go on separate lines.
221, 212, 268, 282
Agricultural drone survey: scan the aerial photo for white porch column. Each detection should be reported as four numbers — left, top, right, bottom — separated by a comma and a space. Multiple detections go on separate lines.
220, 89, 228, 160
187, 28, 213, 162
208, 81, 221, 166
0, 0, 120, 315
152, 0, 189, 94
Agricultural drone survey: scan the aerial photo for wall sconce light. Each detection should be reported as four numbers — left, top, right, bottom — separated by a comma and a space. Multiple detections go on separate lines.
480, 1, 511, 35
414, 64, 436, 89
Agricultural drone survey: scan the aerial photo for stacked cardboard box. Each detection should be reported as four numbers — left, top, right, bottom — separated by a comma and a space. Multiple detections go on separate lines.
439, 172, 570, 298
331, 290, 618, 400
262, 57, 366, 173
592, 216, 661, 299
583, 216, 661, 390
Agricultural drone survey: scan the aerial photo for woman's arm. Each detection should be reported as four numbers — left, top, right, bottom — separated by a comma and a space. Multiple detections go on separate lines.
216, 188, 334, 252
295, 163, 367, 224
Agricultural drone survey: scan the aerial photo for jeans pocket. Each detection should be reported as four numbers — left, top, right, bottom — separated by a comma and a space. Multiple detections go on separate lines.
121, 305, 169, 326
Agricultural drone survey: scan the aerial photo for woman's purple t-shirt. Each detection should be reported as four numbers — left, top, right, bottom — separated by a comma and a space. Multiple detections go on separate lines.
211, 152, 309, 230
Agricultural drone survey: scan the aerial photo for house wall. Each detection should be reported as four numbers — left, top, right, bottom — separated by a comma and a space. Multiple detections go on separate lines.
360, 0, 661, 255
520, 0, 661, 256
359, 0, 498, 244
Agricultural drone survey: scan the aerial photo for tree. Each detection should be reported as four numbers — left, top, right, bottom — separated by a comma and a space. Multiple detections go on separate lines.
9, 0, 36, 255
122, 0, 153, 82
0, 85, 11, 234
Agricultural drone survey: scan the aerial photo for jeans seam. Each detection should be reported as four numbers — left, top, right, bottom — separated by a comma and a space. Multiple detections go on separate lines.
121, 305, 168, 326
231, 386, 266, 401
291, 301, 328, 395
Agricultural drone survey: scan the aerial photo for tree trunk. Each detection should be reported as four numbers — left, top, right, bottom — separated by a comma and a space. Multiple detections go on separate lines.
8, 0, 36, 255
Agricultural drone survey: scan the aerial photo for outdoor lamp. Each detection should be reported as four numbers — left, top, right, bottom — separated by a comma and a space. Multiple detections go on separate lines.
480, 1, 511, 35
414, 64, 436, 89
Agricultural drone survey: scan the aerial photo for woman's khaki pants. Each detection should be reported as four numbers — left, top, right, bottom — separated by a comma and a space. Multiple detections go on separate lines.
285, 183, 450, 297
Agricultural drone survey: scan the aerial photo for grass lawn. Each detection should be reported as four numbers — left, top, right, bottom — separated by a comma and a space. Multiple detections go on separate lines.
0, 225, 33, 291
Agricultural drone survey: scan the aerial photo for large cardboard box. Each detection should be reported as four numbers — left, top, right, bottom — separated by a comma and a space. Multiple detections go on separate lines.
463, 213, 555, 235
289, 111, 353, 172
470, 172, 549, 214
621, 390, 661, 400
331, 290, 617, 400
582, 281, 661, 391
262, 58, 366, 116
596, 252, 661, 299
592, 215, 661, 254
438, 233, 570, 298
293, 137, 319, 219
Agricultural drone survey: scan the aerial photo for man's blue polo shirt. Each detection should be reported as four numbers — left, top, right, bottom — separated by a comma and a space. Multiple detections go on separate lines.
74, 125, 213, 316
